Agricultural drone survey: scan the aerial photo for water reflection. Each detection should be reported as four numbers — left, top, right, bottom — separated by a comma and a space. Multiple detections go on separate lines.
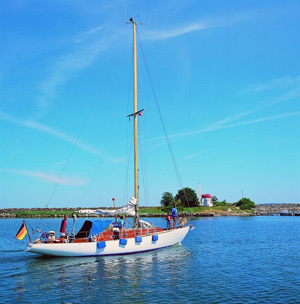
21, 245, 190, 302
14, 279, 25, 302
5, 217, 300, 303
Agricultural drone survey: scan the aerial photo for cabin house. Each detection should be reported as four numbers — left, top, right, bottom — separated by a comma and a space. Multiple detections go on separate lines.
202, 194, 213, 207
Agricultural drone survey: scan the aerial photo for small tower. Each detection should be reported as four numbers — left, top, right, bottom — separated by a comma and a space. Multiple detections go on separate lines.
198, 183, 203, 206
202, 194, 213, 207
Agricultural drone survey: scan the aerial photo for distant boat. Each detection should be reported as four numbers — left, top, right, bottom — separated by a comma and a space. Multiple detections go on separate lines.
24, 18, 193, 257
280, 210, 293, 216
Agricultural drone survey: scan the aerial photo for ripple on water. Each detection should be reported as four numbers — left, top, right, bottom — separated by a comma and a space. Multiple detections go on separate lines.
1, 217, 300, 303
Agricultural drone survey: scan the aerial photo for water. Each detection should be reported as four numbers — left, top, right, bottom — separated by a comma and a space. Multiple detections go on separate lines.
1, 216, 300, 303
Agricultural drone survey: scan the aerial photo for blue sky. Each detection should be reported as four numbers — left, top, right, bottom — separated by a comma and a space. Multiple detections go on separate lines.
0, 0, 299, 208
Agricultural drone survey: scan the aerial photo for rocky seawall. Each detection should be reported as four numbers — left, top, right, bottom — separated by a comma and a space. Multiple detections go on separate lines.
0, 208, 218, 218
0, 208, 90, 218
256, 204, 300, 215
0, 204, 299, 218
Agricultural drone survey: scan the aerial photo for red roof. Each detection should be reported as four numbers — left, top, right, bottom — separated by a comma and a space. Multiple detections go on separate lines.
202, 194, 212, 198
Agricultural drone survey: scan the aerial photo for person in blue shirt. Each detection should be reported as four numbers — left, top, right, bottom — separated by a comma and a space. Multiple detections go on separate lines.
171, 204, 178, 229
112, 215, 125, 240
117, 215, 125, 229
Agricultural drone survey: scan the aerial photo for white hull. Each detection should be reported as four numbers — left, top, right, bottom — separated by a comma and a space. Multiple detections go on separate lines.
26, 226, 191, 257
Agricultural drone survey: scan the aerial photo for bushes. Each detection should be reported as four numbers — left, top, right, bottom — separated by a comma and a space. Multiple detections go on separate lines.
162, 200, 183, 213
235, 198, 256, 210
175, 187, 199, 207
215, 200, 228, 207
160, 189, 256, 211
161, 188, 199, 209
160, 192, 174, 207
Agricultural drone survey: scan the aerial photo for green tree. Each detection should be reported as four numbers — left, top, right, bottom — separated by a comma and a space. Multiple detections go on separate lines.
212, 196, 218, 205
215, 199, 228, 207
175, 187, 199, 207
174, 199, 184, 212
160, 192, 174, 207
235, 197, 256, 210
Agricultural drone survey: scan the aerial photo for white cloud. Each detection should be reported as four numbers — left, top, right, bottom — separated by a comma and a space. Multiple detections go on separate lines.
178, 79, 300, 141
185, 149, 210, 160
36, 25, 120, 111
242, 75, 300, 94
211, 109, 255, 127
0, 111, 121, 162
140, 10, 257, 41
224, 111, 300, 129
145, 110, 300, 147
75, 25, 106, 43
1, 169, 87, 186
143, 19, 229, 41
179, 111, 300, 138
143, 22, 211, 40
0, 111, 100, 155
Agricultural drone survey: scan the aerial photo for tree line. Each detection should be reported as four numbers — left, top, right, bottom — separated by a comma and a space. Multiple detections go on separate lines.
160, 187, 256, 211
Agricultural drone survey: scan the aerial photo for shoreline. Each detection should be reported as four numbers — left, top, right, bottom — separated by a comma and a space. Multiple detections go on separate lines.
1, 203, 299, 218
1, 207, 252, 218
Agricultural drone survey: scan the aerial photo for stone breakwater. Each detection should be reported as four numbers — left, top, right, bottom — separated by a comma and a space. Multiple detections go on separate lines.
0, 208, 81, 218
1, 204, 299, 218
256, 204, 300, 215
0, 207, 217, 218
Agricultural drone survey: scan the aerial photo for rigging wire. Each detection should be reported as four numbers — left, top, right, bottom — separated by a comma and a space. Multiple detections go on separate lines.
136, 29, 189, 207
123, 54, 134, 206
138, 127, 149, 209
136, 45, 149, 207
26, 220, 39, 235
79, 86, 125, 206
45, 95, 99, 208
79, 125, 113, 206
82, 82, 133, 207
122, 123, 134, 205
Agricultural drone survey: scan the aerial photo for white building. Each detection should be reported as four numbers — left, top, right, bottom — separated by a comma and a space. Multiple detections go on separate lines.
202, 194, 213, 207
198, 184, 213, 207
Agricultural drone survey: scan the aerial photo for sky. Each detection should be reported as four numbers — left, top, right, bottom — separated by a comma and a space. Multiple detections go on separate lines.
0, 0, 299, 208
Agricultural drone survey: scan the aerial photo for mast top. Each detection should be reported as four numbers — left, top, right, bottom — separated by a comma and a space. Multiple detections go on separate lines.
127, 17, 142, 26
125, 17, 135, 25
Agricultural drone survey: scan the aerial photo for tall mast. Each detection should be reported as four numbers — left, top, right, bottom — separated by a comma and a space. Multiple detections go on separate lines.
130, 18, 139, 228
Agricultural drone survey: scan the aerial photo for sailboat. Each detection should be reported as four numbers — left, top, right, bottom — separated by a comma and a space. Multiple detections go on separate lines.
25, 18, 192, 257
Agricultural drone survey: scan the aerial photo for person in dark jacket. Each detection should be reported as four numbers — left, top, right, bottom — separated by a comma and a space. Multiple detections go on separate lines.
60, 214, 68, 242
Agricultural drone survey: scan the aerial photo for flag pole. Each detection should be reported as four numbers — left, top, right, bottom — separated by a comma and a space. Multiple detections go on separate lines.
23, 220, 32, 242
112, 198, 117, 221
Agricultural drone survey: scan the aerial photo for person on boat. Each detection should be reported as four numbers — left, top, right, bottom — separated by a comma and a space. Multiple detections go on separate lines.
112, 215, 125, 240
166, 213, 172, 230
71, 213, 77, 237
171, 204, 178, 229
118, 215, 125, 229
60, 214, 68, 242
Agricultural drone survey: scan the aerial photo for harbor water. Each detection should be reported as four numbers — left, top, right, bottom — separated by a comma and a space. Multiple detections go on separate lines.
1, 216, 300, 303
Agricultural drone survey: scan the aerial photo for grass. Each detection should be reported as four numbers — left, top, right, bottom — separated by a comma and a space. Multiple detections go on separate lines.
6, 205, 255, 218
140, 206, 255, 215
14, 210, 78, 218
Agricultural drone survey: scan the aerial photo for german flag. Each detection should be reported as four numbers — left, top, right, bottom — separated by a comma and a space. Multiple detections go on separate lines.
16, 222, 28, 241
